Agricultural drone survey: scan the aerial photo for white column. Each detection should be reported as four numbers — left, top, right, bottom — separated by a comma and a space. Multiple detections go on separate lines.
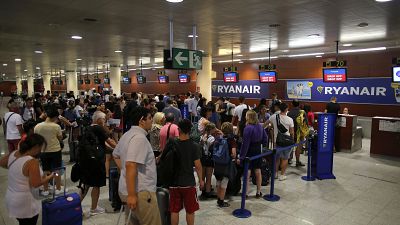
196, 56, 214, 101
27, 75, 34, 97
110, 65, 121, 97
43, 74, 51, 94
66, 70, 78, 97
16, 76, 22, 95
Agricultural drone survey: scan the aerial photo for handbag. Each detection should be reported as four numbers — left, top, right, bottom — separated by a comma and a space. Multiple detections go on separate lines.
276, 114, 294, 147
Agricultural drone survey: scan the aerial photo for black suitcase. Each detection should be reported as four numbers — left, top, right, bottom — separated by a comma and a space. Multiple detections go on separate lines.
226, 164, 243, 196
252, 156, 272, 186
109, 167, 122, 211
156, 187, 171, 225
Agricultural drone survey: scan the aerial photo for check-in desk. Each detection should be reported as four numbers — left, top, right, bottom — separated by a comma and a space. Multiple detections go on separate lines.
334, 114, 362, 152
370, 117, 400, 158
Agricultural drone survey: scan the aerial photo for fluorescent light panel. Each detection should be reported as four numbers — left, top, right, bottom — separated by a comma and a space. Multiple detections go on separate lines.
217, 59, 242, 63
249, 56, 278, 61
288, 52, 325, 58
339, 47, 386, 53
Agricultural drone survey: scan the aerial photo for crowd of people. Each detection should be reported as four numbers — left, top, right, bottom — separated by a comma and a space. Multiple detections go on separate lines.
0, 90, 343, 225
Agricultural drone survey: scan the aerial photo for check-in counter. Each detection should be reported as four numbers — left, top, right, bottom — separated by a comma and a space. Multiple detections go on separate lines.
370, 117, 400, 158
334, 114, 362, 152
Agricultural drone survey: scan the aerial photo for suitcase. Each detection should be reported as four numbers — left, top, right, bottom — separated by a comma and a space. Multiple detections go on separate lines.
109, 167, 122, 211
156, 187, 171, 225
252, 156, 272, 186
42, 166, 83, 225
226, 164, 243, 196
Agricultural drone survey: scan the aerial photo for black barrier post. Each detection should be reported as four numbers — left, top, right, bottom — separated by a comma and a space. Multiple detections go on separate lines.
263, 149, 280, 202
301, 138, 316, 181
232, 158, 252, 218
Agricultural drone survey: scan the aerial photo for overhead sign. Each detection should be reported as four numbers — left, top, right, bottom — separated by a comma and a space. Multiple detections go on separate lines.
211, 77, 400, 105
171, 48, 202, 70
259, 64, 277, 70
323, 60, 347, 67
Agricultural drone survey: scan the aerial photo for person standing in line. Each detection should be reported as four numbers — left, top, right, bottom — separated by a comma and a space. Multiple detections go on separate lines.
268, 103, 294, 181
113, 107, 161, 225
162, 99, 182, 124
232, 96, 249, 125
159, 113, 180, 152
325, 96, 341, 115
239, 110, 267, 198
268, 93, 279, 113
1, 134, 55, 225
287, 100, 305, 167
4, 102, 24, 152
148, 112, 165, 157
170, 119, 203, 225
303, 104, 314, 128
22, 97, 36, 121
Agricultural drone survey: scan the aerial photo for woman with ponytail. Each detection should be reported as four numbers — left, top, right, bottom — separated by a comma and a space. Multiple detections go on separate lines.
0, 134, 55, 225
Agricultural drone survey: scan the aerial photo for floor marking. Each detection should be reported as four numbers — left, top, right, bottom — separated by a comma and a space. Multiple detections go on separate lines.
353, 173, 398, 184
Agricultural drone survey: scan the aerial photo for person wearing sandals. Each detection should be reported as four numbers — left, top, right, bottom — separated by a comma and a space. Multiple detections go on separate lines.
239, 110, 268, 198
1, 134, 55, 225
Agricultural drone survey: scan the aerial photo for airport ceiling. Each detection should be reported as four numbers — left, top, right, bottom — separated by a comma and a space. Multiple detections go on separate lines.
1, 0, 400, 79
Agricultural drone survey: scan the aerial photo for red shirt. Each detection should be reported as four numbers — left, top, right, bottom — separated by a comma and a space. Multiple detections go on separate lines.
159, 123, 180, 151
307, 112, 314, 126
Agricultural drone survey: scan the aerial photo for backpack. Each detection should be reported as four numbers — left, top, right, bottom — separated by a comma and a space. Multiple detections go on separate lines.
190, 122, 201, 143
156, 138, 180, 188
78, 126, 102, 164
295, 110, 310, 142
212, 137, 230, 165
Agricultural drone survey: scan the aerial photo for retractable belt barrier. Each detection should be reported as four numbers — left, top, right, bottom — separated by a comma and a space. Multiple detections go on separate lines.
232, 138, 311, 219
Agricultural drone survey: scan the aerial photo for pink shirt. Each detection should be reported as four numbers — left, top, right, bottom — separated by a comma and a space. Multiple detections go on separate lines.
159, 123, 179, 151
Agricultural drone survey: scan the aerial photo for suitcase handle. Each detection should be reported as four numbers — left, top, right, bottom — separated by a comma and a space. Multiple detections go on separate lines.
116, 204, 131, 225
49, 166, 67, 200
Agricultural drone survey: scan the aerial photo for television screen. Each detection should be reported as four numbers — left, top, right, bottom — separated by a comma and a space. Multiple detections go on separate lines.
103, 78, 110, 84
56, 80, 63, 85
78, 80, 84, 84
94, 78, 101, 84
259, 71, 277, 83
122, 77, 131, 84
137, 75, 146, 84
392, 66, 400, 83
223, 72, 239, 83
323, 68, 347, 82
84, 79, 91, 84
158, 75, 169, 84
178, 74, 190, 83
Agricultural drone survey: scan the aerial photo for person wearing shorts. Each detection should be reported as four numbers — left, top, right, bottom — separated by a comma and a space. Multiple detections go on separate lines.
169, 119, 203, 225
268, 102, 294, 181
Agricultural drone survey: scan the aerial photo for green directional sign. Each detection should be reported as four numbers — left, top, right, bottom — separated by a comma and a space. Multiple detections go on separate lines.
172, 48, 203, 70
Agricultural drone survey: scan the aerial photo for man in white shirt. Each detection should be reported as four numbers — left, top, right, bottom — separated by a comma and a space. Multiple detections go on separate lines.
187, 93, 199, 119
232, 96, 249, 123
268, 102, 294, 181
113, 107, 161, 225
4, 102, 24, 152
22, 97, 35, 121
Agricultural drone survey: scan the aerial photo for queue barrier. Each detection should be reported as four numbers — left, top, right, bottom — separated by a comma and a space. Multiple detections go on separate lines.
232, 138, 311, 219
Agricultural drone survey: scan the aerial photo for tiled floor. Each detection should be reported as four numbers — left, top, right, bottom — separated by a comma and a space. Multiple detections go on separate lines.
0, 98, 399, 225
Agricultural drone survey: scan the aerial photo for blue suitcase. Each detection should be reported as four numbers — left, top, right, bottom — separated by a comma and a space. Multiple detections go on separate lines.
42, 167, 83, 225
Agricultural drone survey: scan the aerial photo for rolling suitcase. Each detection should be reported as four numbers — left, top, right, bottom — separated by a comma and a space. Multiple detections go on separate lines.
42, 166, 83, 225
156, 187, 171, 225
109, 167, 122, 211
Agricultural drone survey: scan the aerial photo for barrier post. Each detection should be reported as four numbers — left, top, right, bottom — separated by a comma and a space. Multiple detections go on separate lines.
263, 149, 280, 202
232, 158, 252, 218
302, 138, 316, 181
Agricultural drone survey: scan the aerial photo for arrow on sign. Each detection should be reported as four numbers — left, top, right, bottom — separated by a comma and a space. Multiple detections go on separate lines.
175, 51, 188, 66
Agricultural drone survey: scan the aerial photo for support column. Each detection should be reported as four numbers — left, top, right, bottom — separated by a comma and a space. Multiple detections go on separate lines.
66, 70, 78, 97
16, 76, 22, 95
27, 75, 34, 97
110, 65, 121, 96
196, 56, 214, 101
43, 74, 51, 94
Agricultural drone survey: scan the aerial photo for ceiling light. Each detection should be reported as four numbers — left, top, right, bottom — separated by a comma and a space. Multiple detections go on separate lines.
315, 55, 323, 58
166, 0, 183, 3
188, 34, 199, 38
249, 56, 278, 61
375, 0, 392, 2
153, 64, 158, 66
238, 61, 244, 64
114, 50, 123, 53
15, 58, 21, 62
2, 73, 5, 76
36, 67, 40, 69
76, 58, 82, 61
24, 69, 28, 72
2, 63, 7, 66
307, 34, 320, 38
34, 50, 43, 54
281, 50, 289, 52
339, 47, 386, 53
288, 52, 325, 58
217, 59, 242, 63
71, 35, 83, 40
237, 54, 243, 57
342, 43, 353, 47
